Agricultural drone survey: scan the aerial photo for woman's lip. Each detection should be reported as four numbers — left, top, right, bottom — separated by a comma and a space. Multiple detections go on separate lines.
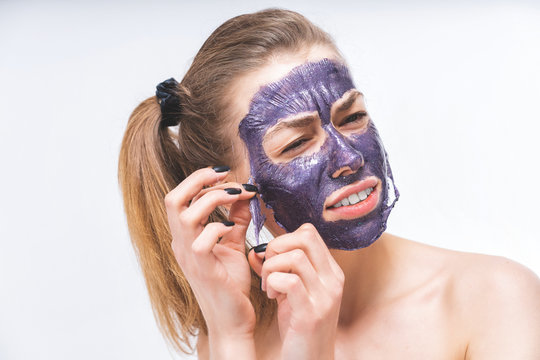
322, 178, 382, 222
324, 177, 379, 208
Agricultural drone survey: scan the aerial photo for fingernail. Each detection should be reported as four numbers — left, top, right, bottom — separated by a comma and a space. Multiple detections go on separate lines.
252, 243, 267, 253
222, 220, 235, 227
224, 188, 241, 195
242, 184, 258, 193
212, 165, 230, 173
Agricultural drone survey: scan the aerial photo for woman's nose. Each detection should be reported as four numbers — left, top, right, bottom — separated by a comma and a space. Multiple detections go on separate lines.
327, 130, 364, 179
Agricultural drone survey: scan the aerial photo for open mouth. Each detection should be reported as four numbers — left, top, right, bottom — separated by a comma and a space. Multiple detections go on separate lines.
323, 177, 382, 221
328, 186, 375, 208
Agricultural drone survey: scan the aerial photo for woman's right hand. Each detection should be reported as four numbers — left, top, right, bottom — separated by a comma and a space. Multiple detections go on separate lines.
249, 223, 345, 360
164, 166, 257, 347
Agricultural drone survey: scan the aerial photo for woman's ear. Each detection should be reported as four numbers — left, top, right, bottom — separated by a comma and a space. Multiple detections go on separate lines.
248, 247, 265, 276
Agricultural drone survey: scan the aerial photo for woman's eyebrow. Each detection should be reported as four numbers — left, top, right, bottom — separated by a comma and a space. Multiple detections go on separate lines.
263, 113, 317, 140
335, 90, 362, 112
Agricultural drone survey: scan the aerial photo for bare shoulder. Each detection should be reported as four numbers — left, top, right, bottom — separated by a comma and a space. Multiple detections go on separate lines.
396, 236, 540, 359
445, 250, 540, 313
393, 235, 540, 299
452, 252, 540, 359
462, 253, 539, 293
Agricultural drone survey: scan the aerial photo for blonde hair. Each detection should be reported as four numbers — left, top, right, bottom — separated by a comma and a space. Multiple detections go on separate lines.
118, 8, 339, 354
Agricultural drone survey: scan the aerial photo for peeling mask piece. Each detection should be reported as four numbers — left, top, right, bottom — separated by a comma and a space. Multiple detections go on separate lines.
239, 58, 399, 250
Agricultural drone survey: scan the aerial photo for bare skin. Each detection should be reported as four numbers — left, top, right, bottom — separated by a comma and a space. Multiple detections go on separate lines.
242, 234, 540, 360
180, 45, 540, 359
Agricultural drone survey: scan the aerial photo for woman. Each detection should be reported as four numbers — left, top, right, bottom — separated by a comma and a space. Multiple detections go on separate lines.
118, 8, 540, 359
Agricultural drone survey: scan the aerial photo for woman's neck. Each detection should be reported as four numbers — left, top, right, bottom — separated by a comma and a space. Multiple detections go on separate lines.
330, 232, 399, 326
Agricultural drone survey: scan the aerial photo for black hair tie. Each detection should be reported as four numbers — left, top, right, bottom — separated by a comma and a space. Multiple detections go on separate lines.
156, 77, 181, 127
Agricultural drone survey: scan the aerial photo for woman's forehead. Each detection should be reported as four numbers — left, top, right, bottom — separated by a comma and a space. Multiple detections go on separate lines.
227, 48, 343, 126
239, 58, 357, 131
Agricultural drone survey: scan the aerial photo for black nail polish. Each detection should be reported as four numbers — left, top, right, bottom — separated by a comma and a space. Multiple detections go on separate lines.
242, 184, 258, 193
212, 165, 230, 173
252, 243, 267, 253
224, 188, 241, 195
222, 220, 235, 227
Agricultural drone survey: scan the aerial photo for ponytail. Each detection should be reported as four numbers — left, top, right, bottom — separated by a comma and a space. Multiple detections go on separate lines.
118, 97, 203, 353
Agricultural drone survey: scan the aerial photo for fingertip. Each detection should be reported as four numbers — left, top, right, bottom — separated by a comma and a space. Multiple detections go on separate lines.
190, 166, 229, 189
224, 188, 242, 195
212, 165, 231, 173
247, 248, 265, 261
241, 183, 259, 193
248, 248, 264, 277
219, 221, 236, 235
238, 188, 257, 200
252, 242, 267, 254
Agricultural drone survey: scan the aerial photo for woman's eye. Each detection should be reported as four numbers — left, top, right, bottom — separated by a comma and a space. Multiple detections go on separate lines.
281, 138, 309, 154
341, 111, 368, 126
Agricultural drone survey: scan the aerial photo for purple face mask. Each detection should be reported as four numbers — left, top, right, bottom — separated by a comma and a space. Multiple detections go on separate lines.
239, 58, 399, 250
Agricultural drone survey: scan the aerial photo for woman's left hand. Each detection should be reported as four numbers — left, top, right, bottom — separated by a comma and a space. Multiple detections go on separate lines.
249, 223, 345, 360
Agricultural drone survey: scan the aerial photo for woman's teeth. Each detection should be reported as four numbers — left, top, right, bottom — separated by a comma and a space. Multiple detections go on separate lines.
331, 187, 374, 208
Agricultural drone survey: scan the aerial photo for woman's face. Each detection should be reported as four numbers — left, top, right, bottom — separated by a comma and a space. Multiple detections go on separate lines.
227, 46, 399, 250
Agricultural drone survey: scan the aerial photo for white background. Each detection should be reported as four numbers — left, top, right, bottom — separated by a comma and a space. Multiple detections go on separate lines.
1, 1, 539, 359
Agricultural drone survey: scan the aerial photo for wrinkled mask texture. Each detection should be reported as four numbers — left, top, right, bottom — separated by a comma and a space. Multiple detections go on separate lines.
239, 58, 399, 250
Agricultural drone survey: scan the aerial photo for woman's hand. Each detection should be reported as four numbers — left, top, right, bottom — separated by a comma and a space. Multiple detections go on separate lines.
249, 223, 345, 360
164, 167, 257, 357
